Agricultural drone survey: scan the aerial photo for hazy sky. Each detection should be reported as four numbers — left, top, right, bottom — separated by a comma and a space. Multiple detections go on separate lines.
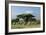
11, 6, 40, 20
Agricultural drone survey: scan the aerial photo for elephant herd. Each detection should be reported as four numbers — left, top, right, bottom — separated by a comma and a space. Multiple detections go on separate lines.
11, 18, 40, 25
11, 14, 40, 25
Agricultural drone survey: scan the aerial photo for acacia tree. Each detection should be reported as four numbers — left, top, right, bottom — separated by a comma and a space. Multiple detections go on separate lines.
17, 14, 35, 25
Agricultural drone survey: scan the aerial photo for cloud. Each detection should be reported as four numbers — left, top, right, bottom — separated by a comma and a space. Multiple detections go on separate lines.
25, 11, 33, 14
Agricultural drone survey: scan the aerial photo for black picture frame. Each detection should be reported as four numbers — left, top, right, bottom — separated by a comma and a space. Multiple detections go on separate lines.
5, 1, 45, 35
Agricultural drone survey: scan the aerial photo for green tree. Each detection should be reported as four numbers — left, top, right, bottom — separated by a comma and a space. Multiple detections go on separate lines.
17, 14, 35, 25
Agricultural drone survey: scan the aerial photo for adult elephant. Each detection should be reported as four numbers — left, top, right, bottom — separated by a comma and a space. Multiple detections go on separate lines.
11, 18, 19, 25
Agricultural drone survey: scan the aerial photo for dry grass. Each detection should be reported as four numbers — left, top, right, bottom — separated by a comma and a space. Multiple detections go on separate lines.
11, 22, 40, 29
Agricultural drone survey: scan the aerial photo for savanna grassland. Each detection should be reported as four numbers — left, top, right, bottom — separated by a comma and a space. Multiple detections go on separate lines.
11, 14, 40, 29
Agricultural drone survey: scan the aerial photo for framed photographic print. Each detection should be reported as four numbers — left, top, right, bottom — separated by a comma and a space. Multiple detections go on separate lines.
5, 1, 45, 34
